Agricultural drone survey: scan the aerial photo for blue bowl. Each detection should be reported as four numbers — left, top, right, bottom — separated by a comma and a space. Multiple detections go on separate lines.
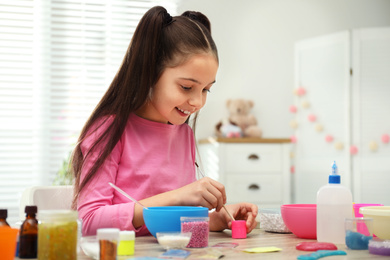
143, 206, 208, 237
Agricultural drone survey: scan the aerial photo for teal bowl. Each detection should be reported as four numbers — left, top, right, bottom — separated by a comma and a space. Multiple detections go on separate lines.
143, 206, 208, 238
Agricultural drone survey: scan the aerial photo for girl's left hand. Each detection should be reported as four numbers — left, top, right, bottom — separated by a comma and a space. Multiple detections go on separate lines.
209, 203, 258, 233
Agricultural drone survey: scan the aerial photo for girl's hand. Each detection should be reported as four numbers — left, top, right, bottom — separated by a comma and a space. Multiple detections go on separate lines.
134, 177, 226, 228
209, 203, 258, 233
173, 177, 226, 211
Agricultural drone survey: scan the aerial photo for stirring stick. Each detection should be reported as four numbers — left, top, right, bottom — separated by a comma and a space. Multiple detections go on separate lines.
223, 205, 235, 221
108, 182, 148, 209
195, 163, 235, 221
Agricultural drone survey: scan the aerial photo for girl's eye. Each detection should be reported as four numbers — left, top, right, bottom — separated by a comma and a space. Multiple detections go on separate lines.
181, 85, 210, 93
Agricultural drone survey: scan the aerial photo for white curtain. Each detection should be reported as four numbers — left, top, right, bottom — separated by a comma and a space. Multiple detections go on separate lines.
0, 0, 177, 225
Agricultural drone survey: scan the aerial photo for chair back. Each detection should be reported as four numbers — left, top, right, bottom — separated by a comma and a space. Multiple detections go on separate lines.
19, 185, 73, 220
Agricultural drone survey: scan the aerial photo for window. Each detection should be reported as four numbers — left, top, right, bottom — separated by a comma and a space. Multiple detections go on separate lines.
0, 0, 177, 225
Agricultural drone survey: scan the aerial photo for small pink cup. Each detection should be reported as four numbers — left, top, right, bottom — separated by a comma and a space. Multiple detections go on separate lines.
232, 220, 246, 239
353, 203, 383, 236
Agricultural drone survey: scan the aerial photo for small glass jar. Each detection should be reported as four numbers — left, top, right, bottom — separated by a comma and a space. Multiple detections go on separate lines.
37, 210, 78, 260
180, 217, 209, 248
345, 217, 373, 250
97, 228, 120, 260
19, 205, 38, 258
118, 230, 135, 256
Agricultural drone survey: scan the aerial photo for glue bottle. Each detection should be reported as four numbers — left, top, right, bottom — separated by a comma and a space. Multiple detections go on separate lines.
317, 161, 353, 244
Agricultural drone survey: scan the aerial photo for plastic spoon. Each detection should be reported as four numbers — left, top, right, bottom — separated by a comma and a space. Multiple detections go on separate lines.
108, 182, 148, 209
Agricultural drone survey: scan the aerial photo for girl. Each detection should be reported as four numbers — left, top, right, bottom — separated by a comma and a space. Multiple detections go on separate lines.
71, 6, 258, 236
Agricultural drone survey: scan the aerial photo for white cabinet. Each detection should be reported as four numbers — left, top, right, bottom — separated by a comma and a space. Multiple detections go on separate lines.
198, 138, 291, 207
294, 27, 390, 205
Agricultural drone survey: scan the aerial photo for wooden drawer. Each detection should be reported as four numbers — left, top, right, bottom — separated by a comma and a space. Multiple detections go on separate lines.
225, 144, 282, 173
225, 174, 282, 204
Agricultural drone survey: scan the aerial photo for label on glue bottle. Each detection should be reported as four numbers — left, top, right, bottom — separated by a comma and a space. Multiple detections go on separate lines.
316, 161, 353, 244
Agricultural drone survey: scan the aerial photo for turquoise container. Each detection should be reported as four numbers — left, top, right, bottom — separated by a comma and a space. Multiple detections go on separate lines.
143, 206, 208, 238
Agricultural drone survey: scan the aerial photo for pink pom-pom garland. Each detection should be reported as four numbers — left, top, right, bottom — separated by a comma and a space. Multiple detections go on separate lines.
296, 87, 306, 96
308, 114, 317, 122
325, 135, 334, 143
290, 85, 388, 152
350, 145, 358, 155
290, 135, 297, 143
382, 134, 390, 144
289, 105, 297, 113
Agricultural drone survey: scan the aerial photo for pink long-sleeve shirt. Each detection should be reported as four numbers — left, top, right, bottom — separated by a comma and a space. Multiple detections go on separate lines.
78, 113, 196, 236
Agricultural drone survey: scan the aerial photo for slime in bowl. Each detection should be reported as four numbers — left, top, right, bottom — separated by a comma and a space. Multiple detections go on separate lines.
143, 206, 208, 238
156, 232, 192, 249
80, 236, 99, 260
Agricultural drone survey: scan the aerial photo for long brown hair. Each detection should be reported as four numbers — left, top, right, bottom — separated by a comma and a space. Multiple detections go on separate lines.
71, 6, 218, 209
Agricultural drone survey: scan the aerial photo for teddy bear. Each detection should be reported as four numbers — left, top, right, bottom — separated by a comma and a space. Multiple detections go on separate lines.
215, 119, 243, 138
215, 99, 262, 138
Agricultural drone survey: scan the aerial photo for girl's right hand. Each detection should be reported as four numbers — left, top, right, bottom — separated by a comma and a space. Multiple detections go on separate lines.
173, 177, 226, 211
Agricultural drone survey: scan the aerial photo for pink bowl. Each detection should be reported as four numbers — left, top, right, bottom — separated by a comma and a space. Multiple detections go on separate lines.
353, 203, 383, 217
280, 204, 316, 239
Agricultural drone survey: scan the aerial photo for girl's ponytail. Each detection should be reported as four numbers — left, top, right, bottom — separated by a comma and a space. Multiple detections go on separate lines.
163, 11, 174, 26
181, 11, 211, 33
126, 6, 171, 94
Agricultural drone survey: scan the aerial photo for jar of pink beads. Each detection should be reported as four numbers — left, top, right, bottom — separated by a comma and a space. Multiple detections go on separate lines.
180, 217, 209, 248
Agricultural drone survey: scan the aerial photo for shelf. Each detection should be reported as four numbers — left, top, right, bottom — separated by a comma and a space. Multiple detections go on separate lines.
198, 137, 291, 144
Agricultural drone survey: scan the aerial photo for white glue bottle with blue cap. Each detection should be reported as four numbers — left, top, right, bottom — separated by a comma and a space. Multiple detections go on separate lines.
317, 161, 353, 244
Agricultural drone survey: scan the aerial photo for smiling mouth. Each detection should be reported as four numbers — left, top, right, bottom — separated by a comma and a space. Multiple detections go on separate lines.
176, 107, 191, 115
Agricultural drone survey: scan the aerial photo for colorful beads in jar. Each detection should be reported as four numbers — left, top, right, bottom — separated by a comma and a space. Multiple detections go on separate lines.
37, 210, 78, 260
180, 217, 209, 248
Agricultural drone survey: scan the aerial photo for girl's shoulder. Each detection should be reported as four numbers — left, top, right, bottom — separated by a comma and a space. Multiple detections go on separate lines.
87, 115, 115, 135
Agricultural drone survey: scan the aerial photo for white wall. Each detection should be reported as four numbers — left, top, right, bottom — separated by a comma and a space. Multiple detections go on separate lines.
176, 0, 390, 140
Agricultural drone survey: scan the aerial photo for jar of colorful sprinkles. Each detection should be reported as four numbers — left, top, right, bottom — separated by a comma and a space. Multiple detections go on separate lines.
37, 210, 78, 260
180, 216, 209, 248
